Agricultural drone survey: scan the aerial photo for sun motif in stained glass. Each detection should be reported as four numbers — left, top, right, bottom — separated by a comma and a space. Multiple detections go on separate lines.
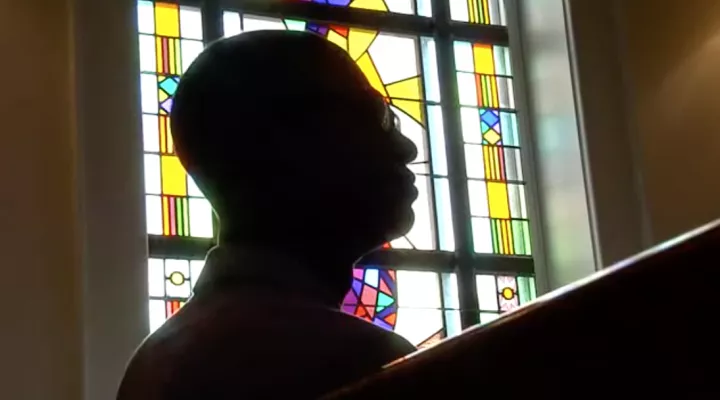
500, 286, 515, 300
169, 271, 186, 286
342, 267, 398, 330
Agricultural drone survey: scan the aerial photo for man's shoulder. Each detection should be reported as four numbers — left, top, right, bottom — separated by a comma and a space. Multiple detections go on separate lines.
117, 294, 416, 398
302, 307, 416, 366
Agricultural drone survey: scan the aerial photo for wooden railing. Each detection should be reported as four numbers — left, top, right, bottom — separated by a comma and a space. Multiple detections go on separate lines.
324, 220, 720, 397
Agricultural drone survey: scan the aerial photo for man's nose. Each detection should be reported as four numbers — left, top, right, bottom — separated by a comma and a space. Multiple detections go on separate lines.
396, 130, 418, 165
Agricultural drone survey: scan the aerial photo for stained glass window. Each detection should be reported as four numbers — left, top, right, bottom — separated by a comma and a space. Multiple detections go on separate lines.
344, 267, 461, 348
148, 257, 205, 331
223, 12, 454, 252
449, 0, 506, 25
454, 40, 531, 255
138, 1, 214, 238
137, 0, 537, 339
476, 274, 536, 324
296, 0, 433, 17
148, 258, 459, 348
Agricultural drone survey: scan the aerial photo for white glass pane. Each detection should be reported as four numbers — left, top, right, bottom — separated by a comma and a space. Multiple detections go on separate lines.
186, 175, 204, 197
442, 273, 460, 309
468, 180, 490, 217
140, 73, 159, 113
457, 72, 478, 107
480, 312, 500, 325
496, 0, 508, 26
137, 1, 155, 34
501, 112, 519, 146
501, 0, 508, 25
180, 39, 204, 73
464, 144, 485, 179
498, 77, 515, 109
143, 154, 161, 194
453, 41, 474, 73
395, 271, 442, 345
417, 0, 433, 17
165, 259, 191, 298
427, 105, 448, 176
149, 299, 166, 332
189, 198, 214, 238
472, 217, 494, 253
460, 106, 482, 143
421, 38, 440, 102
222, 11, 242, 37
508, 184, 528, 219
442, 273, 460, 343
476, 274, 499, 311
179, 6, 203, 40
406, 175, 434, 250
395, 308, 443, 346
142, 114, 160, 152
449, 0, 469, 22
145, 195, 163, 235
434, 178, 455, 251
493, 45, 512, 75
242, 15, 286, 32
504, 147, 523, 181
138, 34, 156, 73
148, 258, 165, 297
284, 19, 306, 31
397, 271, 441, 308
445, 310, 462, 337
368, 33, 418, 84
385, 0, 414, 14
190, 260, 205, 289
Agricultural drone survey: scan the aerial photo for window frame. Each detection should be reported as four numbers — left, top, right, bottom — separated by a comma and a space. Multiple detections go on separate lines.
146, 0, 536, 329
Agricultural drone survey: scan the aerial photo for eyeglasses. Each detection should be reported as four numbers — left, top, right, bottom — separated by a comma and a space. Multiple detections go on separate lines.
369, 94, 401, 134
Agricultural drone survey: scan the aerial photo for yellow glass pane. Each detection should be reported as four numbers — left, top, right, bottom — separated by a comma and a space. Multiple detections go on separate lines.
483, 145, 502, 180
349, 0, 389, 12
158, 89, 168, 103
482, 0, 490, 24
473, 44, 495, 75
154, 2, 180, 38
155, 37, 164, 72
161, 155, 188, 196
348, 28, 377, 61
356, 53, 388, 96
391, 99, 424, 125
327, 29, 348, 51
162, 196, 171, 235
487, 182, 510, 219
484, 129, 501, 145
386, 77, 423, 101
468, 0, 479, 23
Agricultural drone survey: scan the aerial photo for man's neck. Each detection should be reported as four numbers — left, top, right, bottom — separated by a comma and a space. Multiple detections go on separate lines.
199, 240, 357, 307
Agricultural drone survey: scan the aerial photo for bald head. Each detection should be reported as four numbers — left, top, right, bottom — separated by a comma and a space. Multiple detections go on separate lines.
171, 30, 372, 178
169, 30, 417, 277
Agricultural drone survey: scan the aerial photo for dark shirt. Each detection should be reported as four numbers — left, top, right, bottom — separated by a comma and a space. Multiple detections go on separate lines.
117, 247, 416, 399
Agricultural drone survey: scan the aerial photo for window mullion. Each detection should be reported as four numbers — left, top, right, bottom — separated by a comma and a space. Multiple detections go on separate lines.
432, 0, 480, 328
202, 0, 224, 42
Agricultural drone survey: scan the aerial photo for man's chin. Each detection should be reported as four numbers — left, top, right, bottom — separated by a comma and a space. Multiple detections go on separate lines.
383, 211, 415, 243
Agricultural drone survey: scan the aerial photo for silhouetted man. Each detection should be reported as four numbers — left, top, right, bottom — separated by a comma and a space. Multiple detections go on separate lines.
117, 30, 418, 399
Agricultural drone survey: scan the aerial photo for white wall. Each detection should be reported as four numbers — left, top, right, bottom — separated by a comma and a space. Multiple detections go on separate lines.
0, 0, 148, 399
0, 0, 82, 398
618, 0, 720, 242
74, 0, 149, 398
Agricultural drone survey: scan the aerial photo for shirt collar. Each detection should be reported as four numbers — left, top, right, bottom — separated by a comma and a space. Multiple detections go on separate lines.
193, 245, 341, 308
